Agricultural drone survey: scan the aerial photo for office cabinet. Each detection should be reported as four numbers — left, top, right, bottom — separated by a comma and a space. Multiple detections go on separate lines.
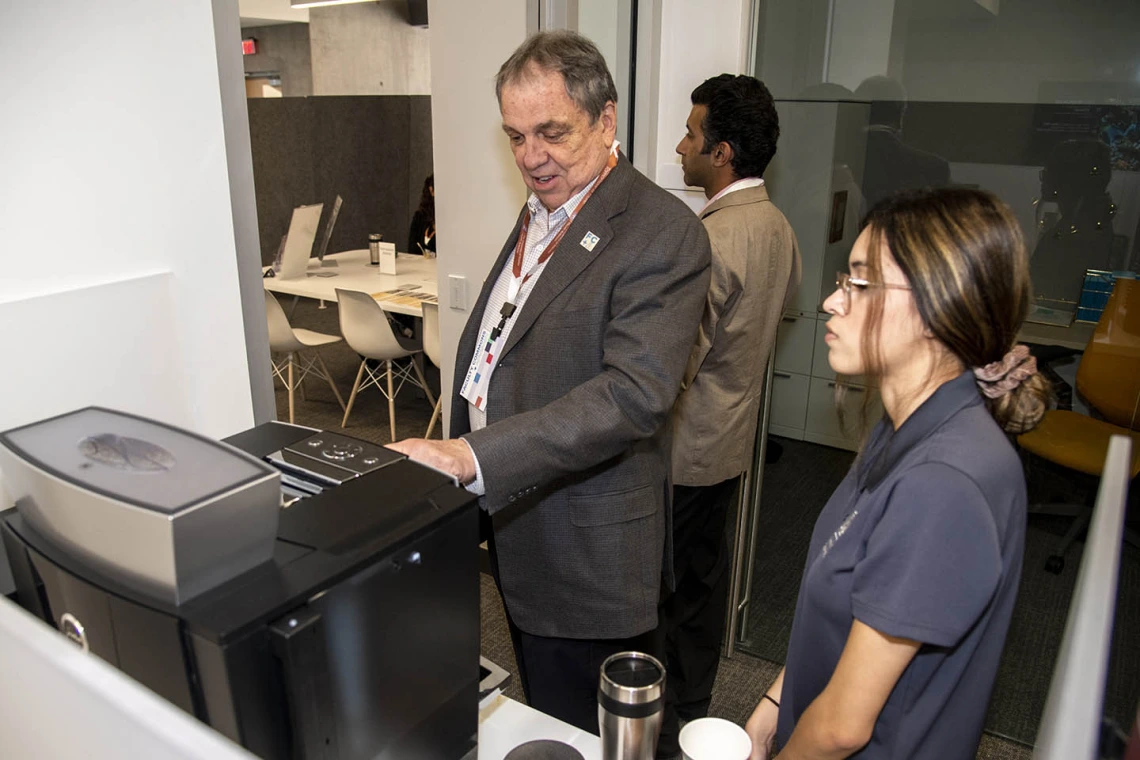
810, 320, 878, 388
769, 370, 810, 440
774, 313, 816, 376
765, 99, 876, 452
811, 319, 836, 380
803, 377, 882, 452
767, 100, 869, 317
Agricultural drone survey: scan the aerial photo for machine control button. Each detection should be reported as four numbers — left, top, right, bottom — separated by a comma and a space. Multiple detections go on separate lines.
322, 442, 363, 461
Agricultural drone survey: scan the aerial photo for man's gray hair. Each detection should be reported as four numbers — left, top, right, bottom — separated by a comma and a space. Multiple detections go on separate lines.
495, 31, 618, 123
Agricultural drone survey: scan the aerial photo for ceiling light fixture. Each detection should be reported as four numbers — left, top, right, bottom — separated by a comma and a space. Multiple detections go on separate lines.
290, 0, 374, 9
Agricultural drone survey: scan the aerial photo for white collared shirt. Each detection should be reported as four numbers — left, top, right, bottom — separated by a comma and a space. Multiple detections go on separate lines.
460, 177, 600, 495
700, 176, 764, 214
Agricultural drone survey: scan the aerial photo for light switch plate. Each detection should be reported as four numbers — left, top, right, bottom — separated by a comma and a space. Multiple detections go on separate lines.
448, 274, 467, 311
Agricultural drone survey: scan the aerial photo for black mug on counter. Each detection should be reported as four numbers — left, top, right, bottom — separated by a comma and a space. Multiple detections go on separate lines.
598, 651, 665, 760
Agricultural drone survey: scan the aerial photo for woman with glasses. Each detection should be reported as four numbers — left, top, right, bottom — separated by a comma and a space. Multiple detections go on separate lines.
745, 188, 1051, 759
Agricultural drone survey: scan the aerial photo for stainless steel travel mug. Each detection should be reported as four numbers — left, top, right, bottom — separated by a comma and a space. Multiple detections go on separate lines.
598, 651, 665, 760
369, 233, 383, 265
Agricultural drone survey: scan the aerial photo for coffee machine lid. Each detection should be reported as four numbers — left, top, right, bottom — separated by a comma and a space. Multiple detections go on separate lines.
0, 407, 274, 514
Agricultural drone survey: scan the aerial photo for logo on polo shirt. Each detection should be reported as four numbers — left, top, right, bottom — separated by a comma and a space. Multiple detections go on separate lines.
821, 509, 860, 559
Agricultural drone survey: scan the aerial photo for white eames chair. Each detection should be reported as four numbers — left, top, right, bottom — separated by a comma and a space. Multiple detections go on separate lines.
336, 288, 435, 441
265, 291, 347, 424
421, 302, 443, 438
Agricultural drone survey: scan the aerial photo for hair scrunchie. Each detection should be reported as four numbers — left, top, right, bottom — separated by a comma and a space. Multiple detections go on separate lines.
973, 344, 1037, 399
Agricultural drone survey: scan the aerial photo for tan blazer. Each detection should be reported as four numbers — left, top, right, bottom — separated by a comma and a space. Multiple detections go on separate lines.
671, 184, 801, 486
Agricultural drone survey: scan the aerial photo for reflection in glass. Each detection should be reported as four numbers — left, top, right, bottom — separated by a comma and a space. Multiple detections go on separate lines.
752, 0, 1140, 305
743, 0, 1140, 745
852, 76, 950, 211
1031, 138, 1120, 307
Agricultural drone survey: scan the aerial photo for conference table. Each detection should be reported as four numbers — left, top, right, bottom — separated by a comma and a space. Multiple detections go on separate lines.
263, 249, 438, 317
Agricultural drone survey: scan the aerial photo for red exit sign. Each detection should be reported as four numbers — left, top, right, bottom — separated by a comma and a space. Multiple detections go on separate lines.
242, 38, 258, 55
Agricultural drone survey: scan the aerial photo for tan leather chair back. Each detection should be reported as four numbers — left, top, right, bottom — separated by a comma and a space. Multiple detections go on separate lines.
1076, 278, 1140, 430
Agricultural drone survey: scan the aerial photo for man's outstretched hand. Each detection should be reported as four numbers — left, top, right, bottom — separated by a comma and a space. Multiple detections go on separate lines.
387, 438, 477, 485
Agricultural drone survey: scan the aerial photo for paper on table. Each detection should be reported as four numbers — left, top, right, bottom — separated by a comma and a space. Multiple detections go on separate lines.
372, 287, 438, 308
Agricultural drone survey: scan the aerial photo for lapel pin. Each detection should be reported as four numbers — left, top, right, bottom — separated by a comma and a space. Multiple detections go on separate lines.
580, 231, 600, 251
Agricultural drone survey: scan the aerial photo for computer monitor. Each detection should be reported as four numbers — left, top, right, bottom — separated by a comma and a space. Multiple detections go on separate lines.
316, 194, 343, 266
276, 203, 323, 280
1033, 435, 1133, 759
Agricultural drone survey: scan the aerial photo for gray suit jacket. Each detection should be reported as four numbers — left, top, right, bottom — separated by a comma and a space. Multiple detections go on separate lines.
451, 155, 711, 639
671, 184, 800, 486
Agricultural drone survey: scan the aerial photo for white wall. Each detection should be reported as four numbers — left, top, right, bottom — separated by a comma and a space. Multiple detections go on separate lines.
646, 0, 754, 211
578, 0, 619, 78
578, 0, 634, 148
753, 0, 830, 100
428, 0, 530, 435
826, 0, 895, 92
0, 0, 265, 590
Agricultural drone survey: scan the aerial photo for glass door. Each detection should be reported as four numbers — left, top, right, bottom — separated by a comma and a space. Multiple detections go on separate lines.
732, 0, 1140, 747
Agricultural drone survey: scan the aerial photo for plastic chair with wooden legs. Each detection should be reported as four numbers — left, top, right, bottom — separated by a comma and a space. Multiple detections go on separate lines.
264, 291, 346, 424
336, 288, 435, 442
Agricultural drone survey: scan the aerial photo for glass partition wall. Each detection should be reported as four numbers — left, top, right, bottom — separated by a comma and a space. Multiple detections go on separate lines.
735, 0, 1140, 748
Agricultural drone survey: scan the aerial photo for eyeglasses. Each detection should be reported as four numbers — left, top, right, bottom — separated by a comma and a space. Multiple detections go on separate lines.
834, 271, 911, 312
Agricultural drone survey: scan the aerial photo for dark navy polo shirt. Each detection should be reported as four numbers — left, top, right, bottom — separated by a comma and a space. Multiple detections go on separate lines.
775, 371, 1026, 758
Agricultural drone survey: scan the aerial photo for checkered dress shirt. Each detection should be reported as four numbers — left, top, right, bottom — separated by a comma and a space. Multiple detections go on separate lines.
462, 178, 599, 495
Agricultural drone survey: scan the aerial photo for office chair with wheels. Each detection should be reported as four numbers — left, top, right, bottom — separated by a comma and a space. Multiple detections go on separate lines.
336, 288, 435, 441
421, 302, 443, 438
265, 291, 347, 424
1018, 277, 1140, 573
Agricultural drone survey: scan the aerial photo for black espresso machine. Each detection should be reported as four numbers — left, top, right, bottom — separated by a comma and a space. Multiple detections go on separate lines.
0, 408, 480, 760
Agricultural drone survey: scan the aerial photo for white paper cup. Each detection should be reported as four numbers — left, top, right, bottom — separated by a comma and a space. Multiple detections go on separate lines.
679, 717, 752, 760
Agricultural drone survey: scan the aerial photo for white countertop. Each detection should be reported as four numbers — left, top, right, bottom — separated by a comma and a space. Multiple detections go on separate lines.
477, 694, 601, 760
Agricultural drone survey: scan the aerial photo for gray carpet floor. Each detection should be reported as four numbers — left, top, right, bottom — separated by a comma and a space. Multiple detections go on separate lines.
276, 299, 1131, 759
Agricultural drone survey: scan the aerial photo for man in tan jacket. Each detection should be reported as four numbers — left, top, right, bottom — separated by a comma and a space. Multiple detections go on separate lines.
658, 74, 800, 758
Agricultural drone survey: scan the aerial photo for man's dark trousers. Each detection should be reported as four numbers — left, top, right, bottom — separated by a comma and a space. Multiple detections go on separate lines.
485, 513, 662, 734
655, 476, 738, 758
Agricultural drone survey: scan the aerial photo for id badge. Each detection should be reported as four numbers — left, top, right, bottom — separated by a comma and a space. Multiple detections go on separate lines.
459, 326, 498, 412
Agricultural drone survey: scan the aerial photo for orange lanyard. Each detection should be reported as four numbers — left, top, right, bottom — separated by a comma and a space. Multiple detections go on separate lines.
510, 151, 617, 287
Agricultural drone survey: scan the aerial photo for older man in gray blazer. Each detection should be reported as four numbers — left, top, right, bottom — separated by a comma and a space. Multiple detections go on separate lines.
659, 74, 800, 758
391, 32, 710, 732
